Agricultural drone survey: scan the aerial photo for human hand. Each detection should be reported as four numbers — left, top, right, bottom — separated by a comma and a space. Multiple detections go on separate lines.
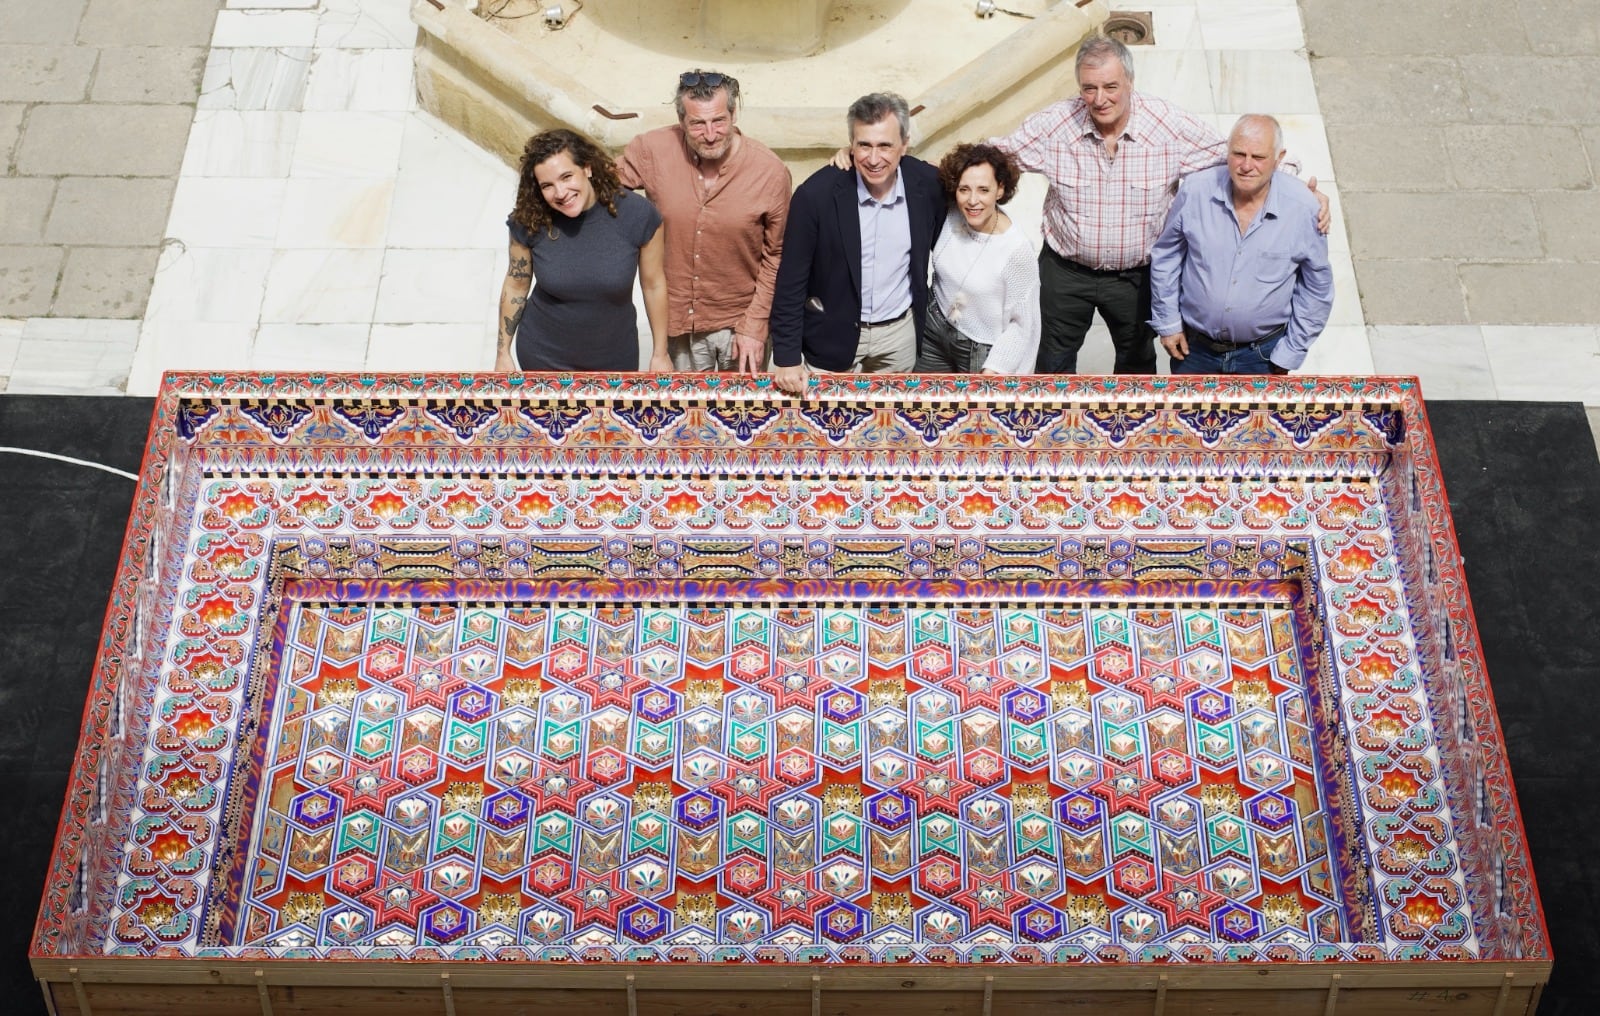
495, 349, 517, 372
648, 351, 674, 374
1160, 331, 1189, 360
1268, 362, 1289, 375
1307, 175, 1331, 234
734, 333, 766, 373
772, 362, 810, 396
828, 147, 853, 171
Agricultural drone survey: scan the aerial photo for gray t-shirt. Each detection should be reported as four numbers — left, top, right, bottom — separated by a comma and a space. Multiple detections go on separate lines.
507, 189, 662, 372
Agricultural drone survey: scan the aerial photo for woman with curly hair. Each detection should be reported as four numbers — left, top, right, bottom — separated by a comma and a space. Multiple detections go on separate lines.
496, 129, 670, 372
918, 143, 1040, 375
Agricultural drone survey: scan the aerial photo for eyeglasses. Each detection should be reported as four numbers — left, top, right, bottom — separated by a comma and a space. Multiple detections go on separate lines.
678, 71, 727, 89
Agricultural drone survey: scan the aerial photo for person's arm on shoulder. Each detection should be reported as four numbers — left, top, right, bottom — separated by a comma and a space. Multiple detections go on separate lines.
1304, 176, 1330, 234
615, 134, 648, 192
769, 184, 818, 395
496, 235, 533, 371
639, 226, 672, 372
989, 103, 1063, 175
1270, 207, 1334, 374
1267, 147, 1330, 233
735, 165, 793, 373
1175, 109, 1227, 177
1148, 189, 1191, 362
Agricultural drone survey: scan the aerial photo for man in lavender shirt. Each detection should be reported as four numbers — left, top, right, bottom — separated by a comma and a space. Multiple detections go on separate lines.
1149, 114, 1333, 375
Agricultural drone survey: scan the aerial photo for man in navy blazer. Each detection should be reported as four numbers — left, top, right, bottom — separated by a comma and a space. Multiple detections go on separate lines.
771, 93, 945, 395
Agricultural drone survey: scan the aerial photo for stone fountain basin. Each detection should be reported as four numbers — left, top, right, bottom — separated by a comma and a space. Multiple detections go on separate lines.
411, 0, 1108, 172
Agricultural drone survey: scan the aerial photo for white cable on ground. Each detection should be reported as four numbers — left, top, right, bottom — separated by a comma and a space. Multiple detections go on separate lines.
0, 447, 138, 481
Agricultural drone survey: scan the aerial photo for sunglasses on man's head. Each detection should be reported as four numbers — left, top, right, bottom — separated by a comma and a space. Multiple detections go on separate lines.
679, 72, 727, 88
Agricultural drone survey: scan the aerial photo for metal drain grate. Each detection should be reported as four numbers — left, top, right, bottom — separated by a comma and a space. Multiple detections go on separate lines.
1103, 11, 1154, 45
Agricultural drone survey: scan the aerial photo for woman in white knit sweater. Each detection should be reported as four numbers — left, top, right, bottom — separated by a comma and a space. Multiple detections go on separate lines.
916, 144, 1041, 375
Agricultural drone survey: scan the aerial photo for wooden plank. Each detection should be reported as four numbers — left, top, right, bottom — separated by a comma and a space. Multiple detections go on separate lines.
70, 969, 90, 1016
793, 990, 981, 1016
27, 961, 1555, 1016
1492, 973, 1514, 1016
1321, 986, 1540, 1016
27, 981, 1553, 1016
257, 970, 273, 1016
637, 989, 814, 1016
27, 957, 1554, 992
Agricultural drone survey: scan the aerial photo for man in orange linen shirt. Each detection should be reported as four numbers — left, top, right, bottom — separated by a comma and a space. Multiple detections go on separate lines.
616, 70, 793, 373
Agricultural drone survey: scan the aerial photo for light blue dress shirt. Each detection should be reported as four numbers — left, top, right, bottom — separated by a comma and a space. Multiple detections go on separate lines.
1148, 166, 1333, 370
857, 169, 912, 324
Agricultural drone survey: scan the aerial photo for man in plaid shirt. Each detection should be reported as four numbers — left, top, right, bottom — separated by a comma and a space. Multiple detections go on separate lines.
992, 35, 1327, 375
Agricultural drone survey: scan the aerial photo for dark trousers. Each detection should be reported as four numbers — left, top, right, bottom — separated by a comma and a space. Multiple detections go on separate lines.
1170, 332, 1282, 375
1036, 245, 1157, 374
915, 300, 993, 373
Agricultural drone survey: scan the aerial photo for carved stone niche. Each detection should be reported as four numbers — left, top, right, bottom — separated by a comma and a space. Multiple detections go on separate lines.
410, 0, 1109, 174
700, 0, 830, 56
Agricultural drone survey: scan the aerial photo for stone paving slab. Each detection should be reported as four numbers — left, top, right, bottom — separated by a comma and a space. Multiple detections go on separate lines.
1459, 55, 1600, 123
91, 47, 209, 104
1369, 325, 1498, 400
44, 177, 177, 246
1443, 125, 1593, 190
0, 177, 54, 244
6, 317, 138, 393
1344, 192, 1544, 261
0, 102, 23, 168
54, 246, 162, 319
1536, 192, 1600, 262
1304, 0, 1600, 337
1310, 57, 1469, 124
1462, 264, 1600, 324
1515, 0, 1600, 56
0, 0, 88, 46
1322, 124, 1451, 191
1352, 262, 1471, 326
1304, 0, 1530, 56
0, 247, 65, 317
16, 104, 194, 177
0, 46, 98, 103
76, 0, 223, 46
0, 318, 20, 381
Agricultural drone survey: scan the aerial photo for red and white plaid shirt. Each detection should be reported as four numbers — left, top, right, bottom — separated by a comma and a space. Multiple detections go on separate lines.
995, 92, 1226, 271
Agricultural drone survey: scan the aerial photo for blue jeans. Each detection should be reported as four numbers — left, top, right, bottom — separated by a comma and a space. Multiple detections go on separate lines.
1170, 333, 1281, 375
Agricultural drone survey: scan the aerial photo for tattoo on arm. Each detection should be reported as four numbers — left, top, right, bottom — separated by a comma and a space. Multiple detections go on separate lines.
508, 255, 532, 280
499, 295, 526, 351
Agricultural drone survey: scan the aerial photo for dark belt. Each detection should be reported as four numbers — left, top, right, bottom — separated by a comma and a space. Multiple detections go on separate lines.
1046, 245, 1147, 276
1189, 323, 1287, 354
860, 307, 910, 328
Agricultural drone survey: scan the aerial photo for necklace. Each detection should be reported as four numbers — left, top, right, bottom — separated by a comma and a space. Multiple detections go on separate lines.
946, 213, 1005, 324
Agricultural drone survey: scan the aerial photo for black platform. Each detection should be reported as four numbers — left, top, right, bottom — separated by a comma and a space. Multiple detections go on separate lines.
1, 396, 1594, 1015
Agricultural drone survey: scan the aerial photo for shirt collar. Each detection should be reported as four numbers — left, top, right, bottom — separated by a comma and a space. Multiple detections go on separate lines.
856, 166, 906, 207
1215, 170, 1284, 220
1073, 91, 1144, 143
